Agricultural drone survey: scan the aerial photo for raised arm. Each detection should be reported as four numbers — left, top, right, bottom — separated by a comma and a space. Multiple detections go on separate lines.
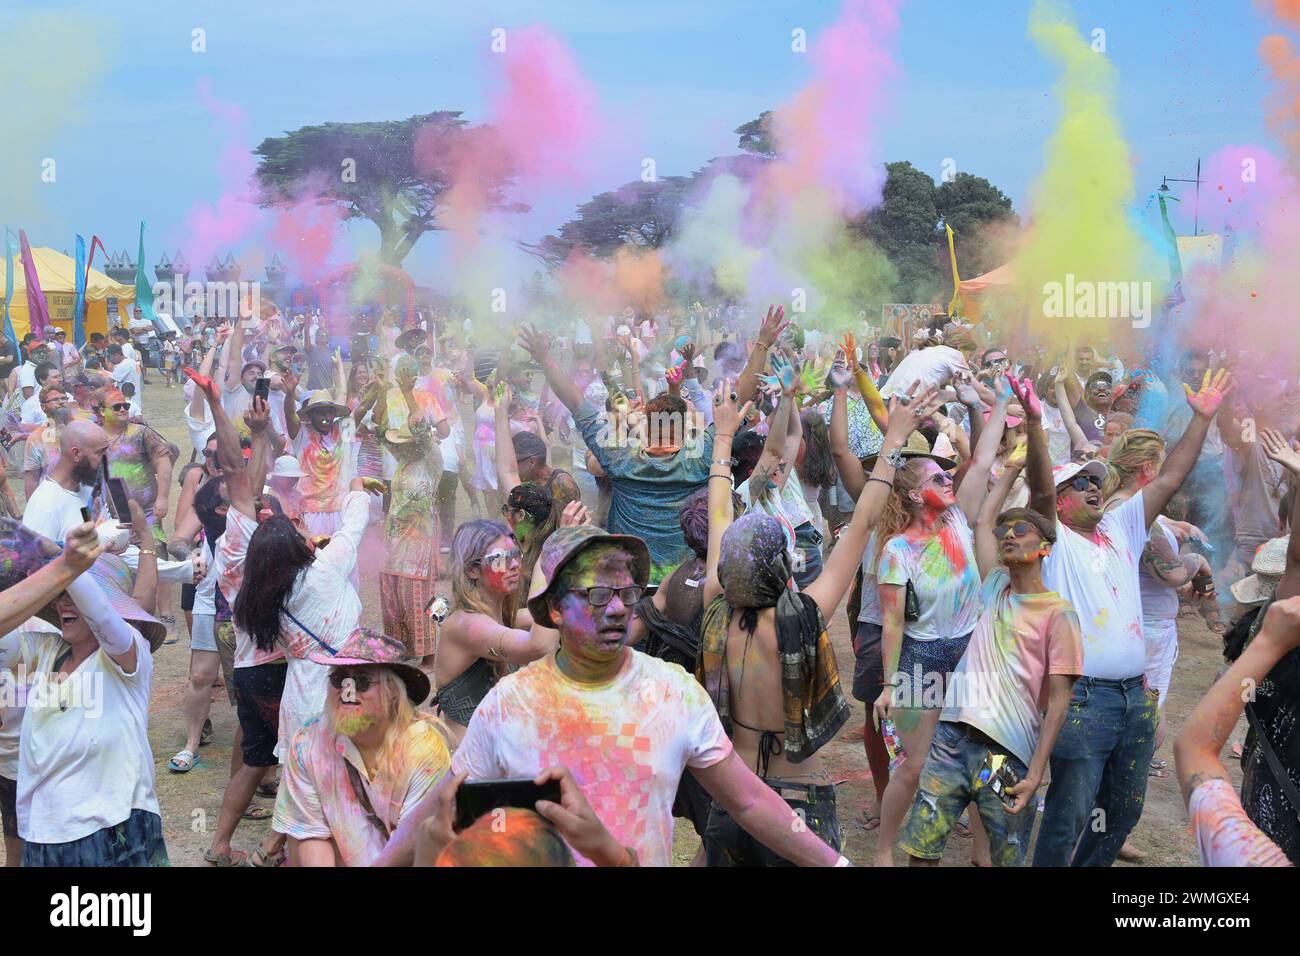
844, 333, 888, 432
245, 396, 273, 497
0, 523, 101, 637
190, 342, 217, 421
1010, 374, 1055, 521
1259, 428, 1300, 603
735, 305, 786, 406
829, 381, 865, 502
703, 381, 750, 605
806, 385, 940, 619
975, 462, 1023, 578
1054, 376, 1088, 453
956, 374, 1009, 523
494, 383, 522, 493
184, 366, 255, 520
1142, 369, 1232, 529
518, 324, 583, 414
222, 318, 246, 395
126, 501, 159, 616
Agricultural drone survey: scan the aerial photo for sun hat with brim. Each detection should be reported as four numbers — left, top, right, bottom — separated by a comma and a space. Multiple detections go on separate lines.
1230, 535, 1289, 606
0, 517, 64, 628
299, 390, 349, 419
307, 626, 430, 705
1052, 458, 1109, 489
86, 553, 168, 653
395, 328, 427, 353
899, 430, 956, 471
526, 525, 651, 623
269, 455, 305, 480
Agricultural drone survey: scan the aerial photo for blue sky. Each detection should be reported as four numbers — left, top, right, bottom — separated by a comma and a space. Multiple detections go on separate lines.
0, 0, 1282, 285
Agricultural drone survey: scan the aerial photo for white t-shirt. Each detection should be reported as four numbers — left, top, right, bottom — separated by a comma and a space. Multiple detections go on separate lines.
110, 360, 142, 415
1138, 518, 1181, 626
0, 619, 60, 780
16, 627, 159, 843
21, 477, 93, 544
877, 507, 983, 641
17, 362, 38, 393
878, 346, 970, 400
452, 651, 732, 866
737, 471, 816, 554
1041, 492, 1149, 679
19, 393, 47, 425
1040, 403, 1072, 466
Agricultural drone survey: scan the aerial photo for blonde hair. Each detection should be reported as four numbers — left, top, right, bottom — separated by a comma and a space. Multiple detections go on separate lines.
1104, 428, 1165, 496
871, 458, 930, 568
450, 519, 517, 628
324, 668, 450, 789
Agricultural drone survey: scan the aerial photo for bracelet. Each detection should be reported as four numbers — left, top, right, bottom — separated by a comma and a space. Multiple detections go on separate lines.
138, 548, 157, 557
708, 473, 733, 483
866, 476, 893, 487
754, 342, 769, 352
711, 459, 733, 467
715, 433, 735, 441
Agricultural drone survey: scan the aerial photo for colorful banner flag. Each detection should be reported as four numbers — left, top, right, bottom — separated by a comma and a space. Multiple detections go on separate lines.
73, 234, 87, 349
1157, 192, 1183, 284
2, 230, 16, 354
945, 223, 962, 317
18, 229, 51, 339
134, 221, 163, 334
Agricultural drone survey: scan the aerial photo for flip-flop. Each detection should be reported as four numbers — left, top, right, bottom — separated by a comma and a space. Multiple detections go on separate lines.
203, 848, 248, 867
168, 749, 200, 774
855, 809, 882, 831
1150, 758, 1168, 771
242, 805, 273, 821
200, 719, 213, 747
1148, 766, 1170, 779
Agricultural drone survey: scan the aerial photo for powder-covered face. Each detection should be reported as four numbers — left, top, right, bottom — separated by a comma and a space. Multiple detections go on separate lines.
242, 366, 262, 392
307, 409, 337, 435
551, 547, 636, 663
475, 535, 520, 596
996, 520, 1049, 566
330, 665, 387, 737
1056, 476, 1103, 530
908, 459, 955, 512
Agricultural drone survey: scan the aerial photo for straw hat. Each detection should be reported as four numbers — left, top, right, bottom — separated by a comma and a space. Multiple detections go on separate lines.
1230, 536, 1289, 606
298, 390, 348, 419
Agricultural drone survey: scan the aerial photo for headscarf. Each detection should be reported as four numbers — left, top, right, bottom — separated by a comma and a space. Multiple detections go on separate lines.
697, 512, 850, 764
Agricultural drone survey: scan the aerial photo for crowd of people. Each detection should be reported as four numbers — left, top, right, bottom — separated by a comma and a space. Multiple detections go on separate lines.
0, 296, 1297, 869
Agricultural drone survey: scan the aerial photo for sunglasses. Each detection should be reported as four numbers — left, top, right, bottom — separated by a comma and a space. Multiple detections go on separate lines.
983, 355, 1008, 368
104, 402, 131, 413
329, 670, 376, 693
993, 520, 1037, 540
479, 547, 522, 572
1066, 474, 1102, 492
568, 586, 643, 608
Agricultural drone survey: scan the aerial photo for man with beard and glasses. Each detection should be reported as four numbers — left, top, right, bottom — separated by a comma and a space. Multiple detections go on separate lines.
1024, 368, 1233, 866
273, 627, 450, 866
21, 419, 111, 543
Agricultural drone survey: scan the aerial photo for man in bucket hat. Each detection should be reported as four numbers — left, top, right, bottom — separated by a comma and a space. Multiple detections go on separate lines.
273, 627, 450, 867
375, 525, 849, 867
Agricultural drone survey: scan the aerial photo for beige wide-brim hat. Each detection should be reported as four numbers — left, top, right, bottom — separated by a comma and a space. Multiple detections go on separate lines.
1230, 535, 1289, 605
299, 390, 349, 419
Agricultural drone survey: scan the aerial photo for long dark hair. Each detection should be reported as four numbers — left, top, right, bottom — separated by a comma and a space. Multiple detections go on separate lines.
797, 409, 836, 490
233, 515, 315, 653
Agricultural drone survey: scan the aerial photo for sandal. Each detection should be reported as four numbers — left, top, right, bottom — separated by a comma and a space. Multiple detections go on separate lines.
246, 846, 287, 868
256, 781, 279, 799
200, 718, 213, 747
168, 749, 200, 773
203, 848, 249, 867
242, 805, 273, 821
1148, 766, 1170, 779
855, 809, 882, 831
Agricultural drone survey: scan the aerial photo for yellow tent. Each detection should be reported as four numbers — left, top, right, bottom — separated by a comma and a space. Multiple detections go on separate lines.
1, 246, 135, 340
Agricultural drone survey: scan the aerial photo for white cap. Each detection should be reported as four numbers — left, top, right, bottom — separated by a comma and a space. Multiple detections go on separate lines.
1051, 458, 1109, 488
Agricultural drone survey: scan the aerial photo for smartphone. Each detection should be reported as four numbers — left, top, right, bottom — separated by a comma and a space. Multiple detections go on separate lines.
454, 777, 562, 831
79, 506, 94, 524
978, 752, 1021, 808
254, 376, 271, 404
106, 476, 133, 526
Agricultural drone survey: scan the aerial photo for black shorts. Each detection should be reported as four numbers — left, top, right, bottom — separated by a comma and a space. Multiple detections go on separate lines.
671, 768, 713, 839
704, 781, 841, 867
0, 775, 16, 839
233, 661, 287, 767
851, 620, 884, 704
180, 582, 196, 613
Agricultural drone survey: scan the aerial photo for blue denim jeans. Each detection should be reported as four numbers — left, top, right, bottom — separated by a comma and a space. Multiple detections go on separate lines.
899, 721, 1035, 866
792, 523, 824, 589
1032, 676, 1158, 867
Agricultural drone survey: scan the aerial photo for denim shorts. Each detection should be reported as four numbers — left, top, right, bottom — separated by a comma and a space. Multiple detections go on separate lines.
23, 808, 169, 867
893, 631, 972, 710
792, 523, 824, 589
704, 779, 841, 867
898, 721, 1034, 866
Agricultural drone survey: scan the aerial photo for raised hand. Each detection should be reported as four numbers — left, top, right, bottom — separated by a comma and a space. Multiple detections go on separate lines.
63, 521, 104, 575
665, 363, 684, 389
1260, 427, 1300, 476
245, 395, 271, 434
713, 378, 755, 438
953, 370, 980, 407
360, 476, 387, 497
1007, 372, 1042, 422
559, 500, 591, 528
1004, 437, 1029, 469
798, 357, 830, 397
840, 332, 858, 374
182, 366, 219, 401
757, 304, 788, 348
1184, 368, 1233, 420
759, 350, 797, 397
516, 323, 550, 363
884, 382, 942, 444
829, 352, 853, 389
678, 341, 697, 365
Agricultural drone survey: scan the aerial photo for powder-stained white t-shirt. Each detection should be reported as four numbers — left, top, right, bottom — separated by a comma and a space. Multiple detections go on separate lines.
453, 651, 732, 866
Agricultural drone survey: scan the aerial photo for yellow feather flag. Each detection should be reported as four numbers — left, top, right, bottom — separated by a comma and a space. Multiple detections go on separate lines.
945, 223, 962, 317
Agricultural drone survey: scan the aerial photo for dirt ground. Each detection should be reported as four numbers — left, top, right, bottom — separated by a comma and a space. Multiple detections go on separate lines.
2, 377, 1242, 866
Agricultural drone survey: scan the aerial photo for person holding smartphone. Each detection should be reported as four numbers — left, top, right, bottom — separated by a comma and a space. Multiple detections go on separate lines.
898, 415, 1082, 867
